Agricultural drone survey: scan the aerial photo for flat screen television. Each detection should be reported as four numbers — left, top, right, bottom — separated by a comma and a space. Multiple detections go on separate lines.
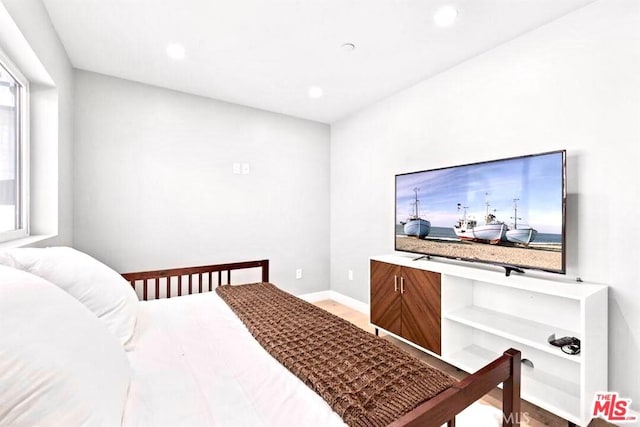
395, 150, 566, 274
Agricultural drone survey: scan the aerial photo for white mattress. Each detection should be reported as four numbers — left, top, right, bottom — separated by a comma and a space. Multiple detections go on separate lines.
122, 290, 502, 427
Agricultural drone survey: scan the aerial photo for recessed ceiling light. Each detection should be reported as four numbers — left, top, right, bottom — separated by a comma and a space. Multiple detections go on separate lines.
341, 43, 356, 51
308, 86, 323, 98
433, 5, 458, 27
166, 43, 186, 60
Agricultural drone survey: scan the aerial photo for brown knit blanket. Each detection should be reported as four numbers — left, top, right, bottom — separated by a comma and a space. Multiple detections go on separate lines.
216, 283, 455, 427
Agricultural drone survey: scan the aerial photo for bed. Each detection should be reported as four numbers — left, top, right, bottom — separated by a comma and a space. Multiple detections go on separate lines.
0, 248, 521, 427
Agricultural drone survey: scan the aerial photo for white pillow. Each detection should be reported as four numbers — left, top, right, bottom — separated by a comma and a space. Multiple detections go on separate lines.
0, 265, 131, 426
0, 247, 139, 350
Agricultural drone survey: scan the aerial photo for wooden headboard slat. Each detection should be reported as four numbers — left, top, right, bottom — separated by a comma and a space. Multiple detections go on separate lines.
122, 259, 269, 300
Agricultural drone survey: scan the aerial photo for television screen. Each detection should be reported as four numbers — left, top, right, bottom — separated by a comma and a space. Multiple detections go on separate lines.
395, 150, 566, 274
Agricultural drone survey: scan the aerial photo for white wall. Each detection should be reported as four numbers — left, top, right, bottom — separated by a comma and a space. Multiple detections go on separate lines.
331, 0, 639, 409
74, 71, 330, 295
0, 0, 74, 246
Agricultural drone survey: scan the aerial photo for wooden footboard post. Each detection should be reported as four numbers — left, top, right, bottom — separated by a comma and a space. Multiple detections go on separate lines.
502, 348, 521, 427
390, 348, 522, 427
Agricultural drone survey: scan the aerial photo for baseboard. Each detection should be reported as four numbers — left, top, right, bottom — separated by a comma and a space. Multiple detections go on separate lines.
327, 291, 369, 314
298, 290, 369, 315
297, 290, 332, 303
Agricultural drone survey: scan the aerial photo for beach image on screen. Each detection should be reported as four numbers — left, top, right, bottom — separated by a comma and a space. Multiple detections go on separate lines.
395, 151, 565, 273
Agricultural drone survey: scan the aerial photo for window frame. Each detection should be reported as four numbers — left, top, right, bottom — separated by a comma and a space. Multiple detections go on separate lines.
0, 49, 29, 243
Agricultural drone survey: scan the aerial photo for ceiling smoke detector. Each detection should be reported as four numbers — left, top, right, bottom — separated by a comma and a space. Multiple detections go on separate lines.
341, 43, 356, 51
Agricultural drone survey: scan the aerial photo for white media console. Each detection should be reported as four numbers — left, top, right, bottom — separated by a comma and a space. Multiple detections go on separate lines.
369, 254, 607, 426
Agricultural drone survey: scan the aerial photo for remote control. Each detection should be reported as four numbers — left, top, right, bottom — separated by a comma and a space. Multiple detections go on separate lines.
549, 336, 580, 347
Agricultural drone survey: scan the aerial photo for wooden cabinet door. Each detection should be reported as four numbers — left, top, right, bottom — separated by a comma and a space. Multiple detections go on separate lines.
400, 267, 441, 355
370, 261, 402, 336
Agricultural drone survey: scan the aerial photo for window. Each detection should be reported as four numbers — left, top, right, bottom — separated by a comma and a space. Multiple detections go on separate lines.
0, 53, 28, 242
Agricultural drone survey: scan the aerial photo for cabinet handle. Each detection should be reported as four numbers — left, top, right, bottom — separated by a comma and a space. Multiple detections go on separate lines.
400, 276, 405, 294
394, 275, 398, 292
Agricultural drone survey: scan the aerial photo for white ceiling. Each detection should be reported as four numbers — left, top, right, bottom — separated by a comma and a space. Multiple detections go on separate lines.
42, 0, 596, 123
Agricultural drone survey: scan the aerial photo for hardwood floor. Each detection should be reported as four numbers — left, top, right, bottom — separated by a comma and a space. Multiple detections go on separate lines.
313, 299, 613, 427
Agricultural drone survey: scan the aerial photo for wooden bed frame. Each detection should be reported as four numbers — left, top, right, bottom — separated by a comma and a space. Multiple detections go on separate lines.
122, 259, 521, 427
122, 259, 270, 300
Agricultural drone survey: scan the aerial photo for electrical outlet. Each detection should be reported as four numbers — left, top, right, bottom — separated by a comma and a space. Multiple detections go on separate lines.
241, 163, 250, 174
295, 268, 303, 279
233, 163, 241, 174
348, 270, 354, 281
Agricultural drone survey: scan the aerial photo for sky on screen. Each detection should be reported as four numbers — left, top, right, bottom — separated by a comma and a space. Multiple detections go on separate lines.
396, 152, 564, 234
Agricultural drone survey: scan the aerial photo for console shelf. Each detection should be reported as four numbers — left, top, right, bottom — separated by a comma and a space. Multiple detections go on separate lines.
444, 306, 581, 362
370, 254, 608, 427
446, 343, 581, 416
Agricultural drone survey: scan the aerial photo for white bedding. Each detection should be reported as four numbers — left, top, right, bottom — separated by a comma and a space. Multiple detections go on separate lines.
123, 290, 502, 427
123, 291, 346, 427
